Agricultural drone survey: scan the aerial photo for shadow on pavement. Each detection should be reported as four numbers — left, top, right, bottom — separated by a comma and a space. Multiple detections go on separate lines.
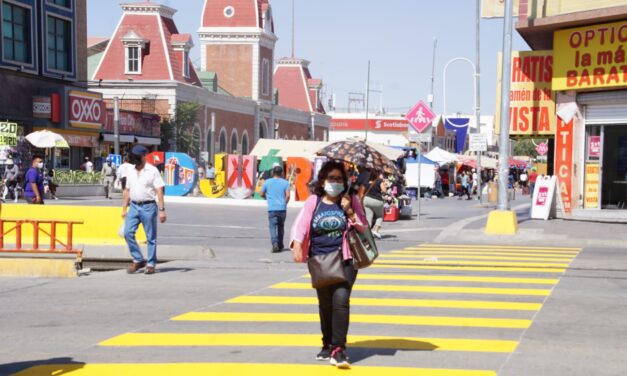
348, 339, 438, 363
156, 267, 195, 274
0, 357, 85, 375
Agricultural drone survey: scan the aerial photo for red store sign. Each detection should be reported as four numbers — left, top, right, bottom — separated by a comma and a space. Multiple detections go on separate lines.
104, 110, 161, 138
68, 91, 106, 129
331, 118, 409, 132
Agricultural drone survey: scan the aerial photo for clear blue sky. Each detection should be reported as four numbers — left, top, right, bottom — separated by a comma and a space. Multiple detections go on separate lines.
87, 0, 529, 116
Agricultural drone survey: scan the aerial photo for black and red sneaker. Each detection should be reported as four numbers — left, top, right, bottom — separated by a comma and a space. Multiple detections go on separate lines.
330, 347, 350, 369
316, 346, 331, 361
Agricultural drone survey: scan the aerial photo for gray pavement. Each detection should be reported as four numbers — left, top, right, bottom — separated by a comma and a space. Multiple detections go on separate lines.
1, 194, 626, 375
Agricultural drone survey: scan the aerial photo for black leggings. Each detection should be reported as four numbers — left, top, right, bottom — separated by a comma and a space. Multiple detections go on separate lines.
315, 262, 358, 349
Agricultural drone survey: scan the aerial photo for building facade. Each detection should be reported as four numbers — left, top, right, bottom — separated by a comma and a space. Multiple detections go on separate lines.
0, 0, 107, 170
89, 1, 329, 164
516, 0, 627, 215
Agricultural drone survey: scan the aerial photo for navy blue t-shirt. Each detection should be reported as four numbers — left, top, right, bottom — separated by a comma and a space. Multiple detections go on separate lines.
310, 201, 347, 256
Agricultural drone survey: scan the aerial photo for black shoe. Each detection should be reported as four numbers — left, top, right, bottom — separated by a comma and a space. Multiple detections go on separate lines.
316, 346, 331, 361
271, 245, 281, 253
330, 347, 350, 369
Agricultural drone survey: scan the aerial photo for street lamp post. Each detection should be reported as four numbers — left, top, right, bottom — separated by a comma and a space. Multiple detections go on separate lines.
475, 0, 483, 203
364, 60, 371, 142
497, 0, 514, 211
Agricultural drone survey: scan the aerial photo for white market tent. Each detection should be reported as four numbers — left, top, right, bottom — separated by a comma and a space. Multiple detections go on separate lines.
249, 139, 404, 161
249, 139, 329, 160
425, 147, 458, 165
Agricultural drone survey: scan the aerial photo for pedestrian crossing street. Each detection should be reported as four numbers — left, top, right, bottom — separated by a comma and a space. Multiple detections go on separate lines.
16, 243, 581, 376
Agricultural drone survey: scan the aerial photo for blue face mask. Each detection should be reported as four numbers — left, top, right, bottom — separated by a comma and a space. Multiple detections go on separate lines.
324, 181, 344, 197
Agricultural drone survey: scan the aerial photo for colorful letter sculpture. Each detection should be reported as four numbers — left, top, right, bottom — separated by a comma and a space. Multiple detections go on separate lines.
200, 153, 227, 198
287, 157, 313, 202
227, 154, 256, 199
254, 150, 283, 199
147, 152, 198, 197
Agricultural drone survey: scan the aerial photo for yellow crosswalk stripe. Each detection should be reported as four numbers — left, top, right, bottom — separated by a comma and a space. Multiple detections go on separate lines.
227, 295, 543, 311
99, 333, 518, 352
272, 282, 550, 296
351, 274, 558, 285
370, 264, 566, 273
171, 312, 531, 329
14, 363, 498, 376
392, 250, 576, 258
376, 259, 569, 268
418, 244, 580, 251
382, 254, 574, 262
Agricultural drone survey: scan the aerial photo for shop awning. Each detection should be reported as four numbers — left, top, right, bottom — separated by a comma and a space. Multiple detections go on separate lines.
136, 136, 161, 146
103, 134, 135, 143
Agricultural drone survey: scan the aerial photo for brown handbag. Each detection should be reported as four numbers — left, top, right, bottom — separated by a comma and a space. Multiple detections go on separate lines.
307, 196, 347, 289
308, 249, 347, 289
347, 199, 379, 269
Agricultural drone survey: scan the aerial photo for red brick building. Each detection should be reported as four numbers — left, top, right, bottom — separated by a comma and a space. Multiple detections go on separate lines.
89, 1, 329, 162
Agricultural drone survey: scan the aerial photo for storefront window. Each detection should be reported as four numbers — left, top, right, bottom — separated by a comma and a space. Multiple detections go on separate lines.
54, 148, 70, 169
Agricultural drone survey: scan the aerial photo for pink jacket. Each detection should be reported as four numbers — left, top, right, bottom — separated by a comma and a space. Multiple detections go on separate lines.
290, 194, 368, 263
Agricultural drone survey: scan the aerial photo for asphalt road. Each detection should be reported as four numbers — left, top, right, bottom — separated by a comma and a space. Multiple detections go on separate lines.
1, 195, 626, 375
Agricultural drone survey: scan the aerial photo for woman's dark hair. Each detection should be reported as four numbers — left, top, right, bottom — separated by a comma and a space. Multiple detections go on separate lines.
313, 160, 349, 197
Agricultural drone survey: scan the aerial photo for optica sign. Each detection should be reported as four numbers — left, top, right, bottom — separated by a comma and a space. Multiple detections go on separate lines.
68, 91, 105, 130
554, 20, 627, 91
555, 118, 573, 214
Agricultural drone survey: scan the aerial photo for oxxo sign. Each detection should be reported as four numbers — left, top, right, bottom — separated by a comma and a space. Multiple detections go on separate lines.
68, 91, 105, 129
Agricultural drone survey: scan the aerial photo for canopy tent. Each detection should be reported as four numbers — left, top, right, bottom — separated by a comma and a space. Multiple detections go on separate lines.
425, 147, 458, 165
508, 157, 528, 169
249, 139, 404, 162
457, 155, 498, 170
249, 139, 329, 161
406, 155, 437, 165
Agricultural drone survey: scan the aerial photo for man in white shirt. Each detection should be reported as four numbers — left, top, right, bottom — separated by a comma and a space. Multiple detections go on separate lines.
122, 145, 167, 275
83, 157, 94, 173
116, 156, 134, 191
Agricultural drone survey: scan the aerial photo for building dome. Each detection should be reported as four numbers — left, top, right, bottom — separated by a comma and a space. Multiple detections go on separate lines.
201, 0, 273, 31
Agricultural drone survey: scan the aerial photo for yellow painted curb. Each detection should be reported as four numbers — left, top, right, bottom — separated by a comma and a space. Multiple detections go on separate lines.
0, 258, 76, 278
485, 210, 518, 235
2, 204, 146, 245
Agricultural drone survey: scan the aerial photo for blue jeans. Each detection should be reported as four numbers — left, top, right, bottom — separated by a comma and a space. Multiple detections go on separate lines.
125, 202, 158, 267
268, 211, 287, 249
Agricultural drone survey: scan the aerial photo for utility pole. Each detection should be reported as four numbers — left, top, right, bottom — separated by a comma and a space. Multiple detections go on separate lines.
475, 0, 483, 202
113, 96, 120, 156
364, 60, 371, 142
291, 0, 295, 57
429, 37, 437, 110
497, 0, 514, 211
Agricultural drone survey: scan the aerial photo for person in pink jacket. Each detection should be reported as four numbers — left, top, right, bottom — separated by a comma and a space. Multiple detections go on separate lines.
290, 160, 368, 369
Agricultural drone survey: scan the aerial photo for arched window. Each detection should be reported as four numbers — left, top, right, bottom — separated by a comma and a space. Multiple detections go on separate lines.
207, 129, 213, 158
230, 129, 239, 154
241, 132, 249, 155
259, 122, 266, 139
219, 128, 227, 153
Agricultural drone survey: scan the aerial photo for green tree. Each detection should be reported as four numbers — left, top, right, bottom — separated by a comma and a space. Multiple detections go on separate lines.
513, 138, 538, 158
159, 102, 200, 155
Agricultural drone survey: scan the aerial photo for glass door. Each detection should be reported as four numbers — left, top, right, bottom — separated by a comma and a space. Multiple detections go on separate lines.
602, 125, 627, 209
584, 126, 601, 209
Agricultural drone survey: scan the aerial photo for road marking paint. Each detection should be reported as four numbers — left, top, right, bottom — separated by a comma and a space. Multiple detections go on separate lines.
382, 254, 574, 262
171, 312, 531, 329
406, 248, 580, 254
376, 259, 569, 268
350, 274, 558, 285
99, 333, 518, 352
370, 264, 566, 273
227, 295, 543, 311
271, 282, 550, 296
14, 363, 498, 376
418, 244, 581, 251
392, 250, 576, 258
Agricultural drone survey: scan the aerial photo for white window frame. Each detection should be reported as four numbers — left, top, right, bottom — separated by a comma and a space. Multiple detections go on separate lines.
182, 49, 190, 78
125, 44, 141, 74
261, 58, 270, 96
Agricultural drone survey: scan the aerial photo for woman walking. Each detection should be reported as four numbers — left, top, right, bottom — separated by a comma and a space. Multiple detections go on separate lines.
358, 169, 387, 239
290, 161, 367, 369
